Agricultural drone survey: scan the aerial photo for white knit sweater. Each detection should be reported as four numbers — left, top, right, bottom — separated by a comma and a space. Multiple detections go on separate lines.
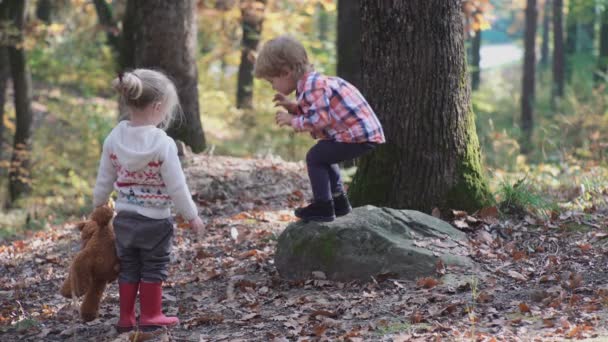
92, 121, 198, 221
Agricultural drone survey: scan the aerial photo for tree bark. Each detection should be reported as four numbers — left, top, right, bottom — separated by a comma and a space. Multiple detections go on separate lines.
596, 7, 608, 83
337, 0, 362, 89
120, 0, 136, 70
521, 0, 537, 154
7, 0, 34, 206
540, 0, 551, 67
236, 0, 266, 110
130, 0, 205, 152
553, 0, 565, 99
471, 28, 481, 91
349, 0, 491, 213
36, 0, 52, 23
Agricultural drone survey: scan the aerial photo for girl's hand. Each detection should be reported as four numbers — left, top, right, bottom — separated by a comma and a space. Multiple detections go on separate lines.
273, 93, 298, 113
189, 216, 205, 235
276, 111, 294, 127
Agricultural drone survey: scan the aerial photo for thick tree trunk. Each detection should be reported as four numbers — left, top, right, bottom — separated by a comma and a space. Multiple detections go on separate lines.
36, 0, 52, 23
130, 0, 205, 152
596, 8, 608, 83
7, 0, 34, 206
471, 28, 481, 91
350, 0, 491, 213
553, 0, 565, 99
540, 0, 551, 66
337, 0, 362, 89
236, 0, 266, 110
521, 0, 537, 154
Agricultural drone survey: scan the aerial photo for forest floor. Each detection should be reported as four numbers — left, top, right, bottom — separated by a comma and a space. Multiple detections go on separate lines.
2, 154, 608, 341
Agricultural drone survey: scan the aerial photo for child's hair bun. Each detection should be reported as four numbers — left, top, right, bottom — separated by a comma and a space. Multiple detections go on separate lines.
112, 71, 143, 101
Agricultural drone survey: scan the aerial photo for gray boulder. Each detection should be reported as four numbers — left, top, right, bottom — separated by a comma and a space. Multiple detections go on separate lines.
275, 205, 474, 281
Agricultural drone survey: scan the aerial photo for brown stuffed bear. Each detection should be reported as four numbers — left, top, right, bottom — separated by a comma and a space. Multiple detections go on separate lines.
60, 206, 120, 321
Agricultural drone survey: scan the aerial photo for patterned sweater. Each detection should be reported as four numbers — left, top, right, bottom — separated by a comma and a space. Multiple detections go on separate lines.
93, 121, 198, 221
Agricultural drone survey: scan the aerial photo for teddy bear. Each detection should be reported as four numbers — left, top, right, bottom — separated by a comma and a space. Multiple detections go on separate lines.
60, 205, 120, 321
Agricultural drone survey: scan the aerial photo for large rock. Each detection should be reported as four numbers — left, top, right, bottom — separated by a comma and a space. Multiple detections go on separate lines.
275, 205, 474, 281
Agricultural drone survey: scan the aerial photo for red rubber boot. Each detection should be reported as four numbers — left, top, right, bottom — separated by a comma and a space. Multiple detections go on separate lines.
116, 282, 139, 332
139, 282, 179, 328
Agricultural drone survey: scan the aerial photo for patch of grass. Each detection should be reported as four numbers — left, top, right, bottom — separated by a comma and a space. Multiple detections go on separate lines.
495, 177, 558, 218
377, 321, 431, 336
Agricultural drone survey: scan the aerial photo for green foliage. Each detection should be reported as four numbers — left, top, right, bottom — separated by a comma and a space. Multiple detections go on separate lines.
496, 177, 557, 218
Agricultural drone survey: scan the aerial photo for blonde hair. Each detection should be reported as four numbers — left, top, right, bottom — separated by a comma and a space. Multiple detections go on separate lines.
112, 68, 182, 130
253, 35, 313, 80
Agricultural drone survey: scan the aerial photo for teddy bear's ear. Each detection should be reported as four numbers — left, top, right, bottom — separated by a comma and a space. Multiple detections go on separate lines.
75, 221, 87, 231
90, 206, 114, 226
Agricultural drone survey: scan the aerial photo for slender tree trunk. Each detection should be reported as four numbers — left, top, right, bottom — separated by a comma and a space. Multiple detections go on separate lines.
565, 0, 577, 81
7, 0, 34, 206
540, 0, 551, 66
317, 3, 329, 42
36, 0, 52, 23
553, 0, 565, 100
337, 0, 362, 89
350, 0, 491, 213
596, 7, 608, 83
0, 47, 8, 150
92, 0, 123, 70
580, 5, 596, 55
471, 28, 482, 91
131, 0, 206, 152
236, 0, 266, 110
521, 0, 537, 155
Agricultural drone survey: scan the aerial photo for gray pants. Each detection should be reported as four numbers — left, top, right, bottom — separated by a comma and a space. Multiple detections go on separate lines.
113, 211, 174, 283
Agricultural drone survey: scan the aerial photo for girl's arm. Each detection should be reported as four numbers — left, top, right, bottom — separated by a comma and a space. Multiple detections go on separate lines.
160, 142, 198, 222
92, 139, 117, 207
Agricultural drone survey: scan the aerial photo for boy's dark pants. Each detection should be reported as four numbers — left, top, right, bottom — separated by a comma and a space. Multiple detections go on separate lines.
306, 140, 376, 202
113, 212, 174, 283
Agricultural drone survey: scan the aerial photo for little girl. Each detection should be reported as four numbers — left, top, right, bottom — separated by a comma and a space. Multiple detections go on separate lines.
93, 68, 204, 331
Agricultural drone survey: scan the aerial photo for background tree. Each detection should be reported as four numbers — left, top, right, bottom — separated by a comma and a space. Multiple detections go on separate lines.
553, 0, 564, 100
540, 0, 551, 67
597, 4, 608, 83
4, 0, 34, 206
521, 0, 537, 154
462, 0, 493, 91
129, 0, 205, 152
336, 0, 361, 89
349, 0, 491, 213
236, 0, 267, 110
92, 0, 135, 71
35, 0, 52, 23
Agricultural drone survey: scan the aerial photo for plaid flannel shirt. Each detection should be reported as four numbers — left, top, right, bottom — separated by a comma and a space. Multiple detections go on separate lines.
290, 72, 386, 143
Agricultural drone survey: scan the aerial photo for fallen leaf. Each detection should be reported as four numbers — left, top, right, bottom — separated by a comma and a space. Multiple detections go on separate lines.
416, 277, 439, 289
518, 302, 531, 314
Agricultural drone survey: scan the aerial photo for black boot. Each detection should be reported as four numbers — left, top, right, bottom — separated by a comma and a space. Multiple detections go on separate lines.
333, 193, 352, 217
294, 200, 335, 222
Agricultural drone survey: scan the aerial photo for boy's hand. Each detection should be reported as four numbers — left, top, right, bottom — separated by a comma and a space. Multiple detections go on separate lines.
189, 216, 205, 235
273, 93, 298, 113
276, 110, 294, 127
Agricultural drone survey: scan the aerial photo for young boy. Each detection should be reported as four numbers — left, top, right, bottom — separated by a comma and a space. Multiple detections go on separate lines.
254, 35, 385, 222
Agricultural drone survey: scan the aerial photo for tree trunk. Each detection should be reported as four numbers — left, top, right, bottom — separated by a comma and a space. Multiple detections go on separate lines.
553, 0, 565, 100
349, 0, 491, 213
471, 28, 481, 91
596, 7, 608, 83
36, 0, 52, 23
565, 0, 577, 81
521, 0, 537, 154
7, 0, 34, 206
337, 0, 362, 89
130, 0, 205, 152
317, 3, 329, 42
0, 47, 8, 150
120, 0, 136, 70
92, 0, 123, 70
236, 0, 266, 110
580, 4, 595, 55
540, 0, 551, 67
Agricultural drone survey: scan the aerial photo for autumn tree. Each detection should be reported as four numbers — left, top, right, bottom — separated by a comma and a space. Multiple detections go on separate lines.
553, 0, 564, 100
349, 0, 491, 213
2, 0, 34, 206
236, 0, 266, 110
129, 0, 206, 152
521, 0, 537, 153
337, 0, 361, 89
